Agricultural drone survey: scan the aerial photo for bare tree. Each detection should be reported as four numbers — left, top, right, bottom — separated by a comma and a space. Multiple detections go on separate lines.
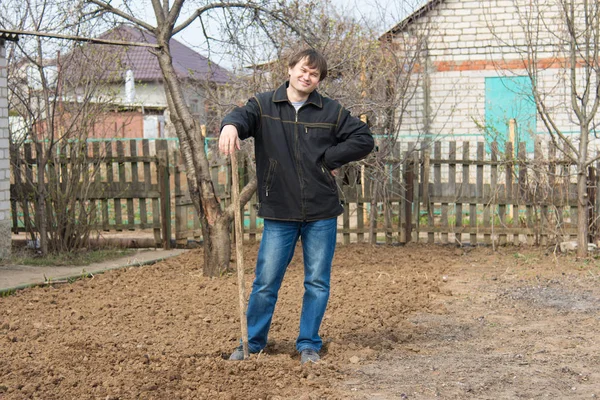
491, 0, 600, 257
2, 0, 123, 255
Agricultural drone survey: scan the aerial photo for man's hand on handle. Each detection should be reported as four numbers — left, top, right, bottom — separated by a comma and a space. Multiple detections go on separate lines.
219, 125, 241, 156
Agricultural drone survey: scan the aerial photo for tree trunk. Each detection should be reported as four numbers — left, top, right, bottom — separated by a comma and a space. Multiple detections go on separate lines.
202, 216, 233, 276
153, 33, 233, 276
576, 124, 590, 259
577, 169, 589, 258
37, 157, 48, 256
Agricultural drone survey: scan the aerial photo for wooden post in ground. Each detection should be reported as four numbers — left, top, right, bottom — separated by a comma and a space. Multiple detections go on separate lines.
231, 150, 249, 359
158, 148, 171, 250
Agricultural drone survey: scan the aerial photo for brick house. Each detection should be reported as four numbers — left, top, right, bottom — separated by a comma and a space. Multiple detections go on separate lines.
57, 25, 230, 140
384, 0, 597, 154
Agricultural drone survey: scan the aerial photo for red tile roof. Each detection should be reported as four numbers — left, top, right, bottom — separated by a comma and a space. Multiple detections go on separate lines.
98, 25, 230, 84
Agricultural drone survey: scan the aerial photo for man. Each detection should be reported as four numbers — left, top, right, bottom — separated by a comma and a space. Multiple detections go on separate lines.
219, 48, 374, 364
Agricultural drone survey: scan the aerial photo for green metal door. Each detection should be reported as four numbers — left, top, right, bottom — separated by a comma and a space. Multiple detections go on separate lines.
484, 76, 536, 154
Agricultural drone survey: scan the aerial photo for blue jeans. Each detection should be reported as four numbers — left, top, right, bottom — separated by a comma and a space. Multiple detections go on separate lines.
245, 217, 337, 353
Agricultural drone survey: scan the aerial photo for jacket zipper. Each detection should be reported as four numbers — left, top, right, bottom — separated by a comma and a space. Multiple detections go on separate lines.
304, 123, 332, 134
265, 159, 277, 197
294, 108, 306, 220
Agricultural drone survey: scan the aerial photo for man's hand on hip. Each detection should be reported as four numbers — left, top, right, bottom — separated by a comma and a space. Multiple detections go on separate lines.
219, 125, 241, 156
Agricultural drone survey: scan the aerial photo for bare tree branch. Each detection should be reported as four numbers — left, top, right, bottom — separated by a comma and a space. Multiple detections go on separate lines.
86, 0, 155, 31
150, 0, 166, 25
172, 2, 313, 46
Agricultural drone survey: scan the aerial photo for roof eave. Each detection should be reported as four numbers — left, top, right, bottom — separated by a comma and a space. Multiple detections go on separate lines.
381, 0, 444, 38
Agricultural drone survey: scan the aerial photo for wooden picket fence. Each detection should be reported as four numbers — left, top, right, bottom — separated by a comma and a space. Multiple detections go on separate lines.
175, 139, 591, 246
413, 140, 584, 246
10, 139, 172, 248
10, 138, 595, 249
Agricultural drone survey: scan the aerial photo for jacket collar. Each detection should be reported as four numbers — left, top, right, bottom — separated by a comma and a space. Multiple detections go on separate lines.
273, 81, 323, 109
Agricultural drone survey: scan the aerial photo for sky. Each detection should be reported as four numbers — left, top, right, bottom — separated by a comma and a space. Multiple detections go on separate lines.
120, 0, 415, 70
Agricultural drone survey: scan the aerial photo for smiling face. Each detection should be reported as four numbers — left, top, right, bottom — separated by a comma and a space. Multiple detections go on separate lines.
287, 57, 321, 101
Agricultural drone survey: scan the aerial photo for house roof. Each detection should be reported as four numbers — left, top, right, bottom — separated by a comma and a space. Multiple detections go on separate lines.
98, 25, 230, 84
382, 0, 444, 37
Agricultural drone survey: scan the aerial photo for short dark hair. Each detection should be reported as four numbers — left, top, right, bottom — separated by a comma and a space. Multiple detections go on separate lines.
288, 49, 328, 81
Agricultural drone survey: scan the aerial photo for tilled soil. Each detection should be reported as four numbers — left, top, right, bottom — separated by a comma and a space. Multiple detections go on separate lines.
2, 243, 600, 399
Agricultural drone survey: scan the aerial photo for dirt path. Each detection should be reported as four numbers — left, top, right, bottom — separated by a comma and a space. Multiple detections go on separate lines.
2, 243, 600, 399
343, 247, 600, 399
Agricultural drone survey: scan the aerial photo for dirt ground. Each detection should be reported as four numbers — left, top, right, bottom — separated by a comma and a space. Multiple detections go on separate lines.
2, 242, 600, 399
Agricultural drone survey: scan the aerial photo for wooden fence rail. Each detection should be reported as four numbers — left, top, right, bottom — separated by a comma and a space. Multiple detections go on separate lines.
10, 138, 596, 249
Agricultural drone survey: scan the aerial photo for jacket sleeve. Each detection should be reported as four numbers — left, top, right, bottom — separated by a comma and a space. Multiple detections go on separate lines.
220, 97, 262, 140
323, 106, 374, 170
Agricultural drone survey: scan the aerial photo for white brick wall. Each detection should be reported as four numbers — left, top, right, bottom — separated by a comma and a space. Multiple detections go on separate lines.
393, 0, 598, 148
0, 39, 10, 258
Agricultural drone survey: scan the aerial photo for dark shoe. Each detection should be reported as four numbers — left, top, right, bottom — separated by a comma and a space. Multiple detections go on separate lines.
300, 348, 320, 364
228, 345, 245, 361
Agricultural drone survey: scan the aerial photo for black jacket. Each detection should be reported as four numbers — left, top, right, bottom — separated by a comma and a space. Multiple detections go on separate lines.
221, 82, 374, 222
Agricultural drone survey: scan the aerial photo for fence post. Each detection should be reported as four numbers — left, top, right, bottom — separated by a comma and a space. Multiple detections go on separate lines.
595, 151, 600, 245
434, 142, 444, 244
403, 158, 414, 243
422, 146, 433, 244
158, 147, 171, 250
173, 152, 187, 247
588, 164, 597, 244
412, 150, 420, 242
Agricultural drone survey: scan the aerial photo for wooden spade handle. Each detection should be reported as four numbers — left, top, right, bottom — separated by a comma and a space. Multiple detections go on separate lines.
231, 150, 249, 359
